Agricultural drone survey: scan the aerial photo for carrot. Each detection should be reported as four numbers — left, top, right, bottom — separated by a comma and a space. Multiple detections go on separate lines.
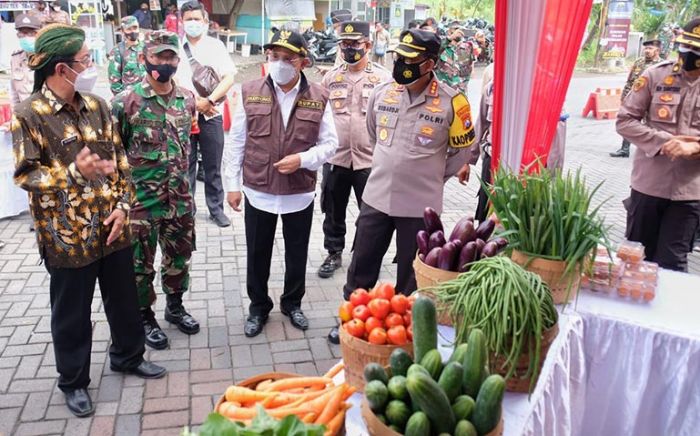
305, 386, 341, 415
225, 386, 277, 403
255, 379, 273, 391
285, 388, 305, 394
301, 412, 317, 423
264, 388, 330, 408
324, 363, 344, 379
261, 377, 332, 392
324, 408, 346, 436
260, 395, 276, 408
224, 405, 312, 420
314, 385, 344, 425
341, 386, 356, 401
218, 401, 232, 415
268, 396, 305, 409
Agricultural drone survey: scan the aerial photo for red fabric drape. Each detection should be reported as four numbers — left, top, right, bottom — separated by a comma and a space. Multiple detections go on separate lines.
490, 0, 509, 173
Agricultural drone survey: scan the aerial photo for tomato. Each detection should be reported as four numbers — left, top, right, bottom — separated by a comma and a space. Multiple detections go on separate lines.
390, 294, 409, 315
352, 305, 371, 322
385, 313, 404, 328
365, 316, 383, 334
368, 298, 391, 320
350, 288, 371, 307
406, 325, 413, 341
403, 312, 412, 326
387, 325, 408, 345
368, 288, 377, 299
338, 301, 354, 323
374, 283, 396, 300
368, 327, 387, 345
345, 319, 365, 338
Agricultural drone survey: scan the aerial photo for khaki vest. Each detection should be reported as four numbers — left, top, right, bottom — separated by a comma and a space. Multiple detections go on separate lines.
241, 75, 328, 195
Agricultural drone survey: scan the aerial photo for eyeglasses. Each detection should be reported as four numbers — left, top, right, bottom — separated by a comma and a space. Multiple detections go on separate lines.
69, 56, 94, 68
339, 40, 366, 49
267, 53, 303, 65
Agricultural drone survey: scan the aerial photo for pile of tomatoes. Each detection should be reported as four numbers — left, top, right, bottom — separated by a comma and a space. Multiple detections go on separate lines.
339, 283, 414, 345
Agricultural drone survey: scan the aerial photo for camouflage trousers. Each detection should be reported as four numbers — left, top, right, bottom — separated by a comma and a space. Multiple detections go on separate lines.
130, 214, 195, 308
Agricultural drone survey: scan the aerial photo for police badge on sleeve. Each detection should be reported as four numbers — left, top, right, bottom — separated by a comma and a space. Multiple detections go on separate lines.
449, 94, 476, 148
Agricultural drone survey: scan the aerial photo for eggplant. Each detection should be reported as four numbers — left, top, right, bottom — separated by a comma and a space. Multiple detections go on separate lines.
438, 241, 457, 271
428, 230, 446, 251
451, 240, 463, 270
475, 238, 486, 258
416, 230, 430, 256
481, 241, 499, 258
458, 241, 477, 272
491, 237, 509, 252
475, 218, 496, 241
419, 253, 426, 262
425, 247, 441, 267
449, 218, 477, 246
449, 217, 470, 241
423, 207, 444, 234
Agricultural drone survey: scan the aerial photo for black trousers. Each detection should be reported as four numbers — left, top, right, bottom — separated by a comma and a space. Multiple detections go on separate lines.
189, 114, 225, 217
46, 247, 145, 392
321, 163, 371, 254
343, 203, 425, 300
244, 198, 314, 317
624, 189, 700, 272
475, 152, 492, 223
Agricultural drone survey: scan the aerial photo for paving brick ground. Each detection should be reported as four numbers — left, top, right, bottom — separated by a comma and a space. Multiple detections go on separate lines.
0, 65, 698, 435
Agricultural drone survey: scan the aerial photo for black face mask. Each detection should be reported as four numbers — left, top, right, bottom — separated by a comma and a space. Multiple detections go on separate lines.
145, 59, 177, 83
392, 58, 429, 85
341, 47, 366, 64
679, 50, 700, 71
125, 32, 139, 42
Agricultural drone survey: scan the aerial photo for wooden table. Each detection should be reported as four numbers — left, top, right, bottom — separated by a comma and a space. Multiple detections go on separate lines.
217, 30, 248, 54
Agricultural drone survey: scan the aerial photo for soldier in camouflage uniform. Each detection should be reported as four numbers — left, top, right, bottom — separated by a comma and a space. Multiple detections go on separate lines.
435, 21, 477, 95
610, 39, 662, 157
108, 16, 147, 96
112, 31, 199, 350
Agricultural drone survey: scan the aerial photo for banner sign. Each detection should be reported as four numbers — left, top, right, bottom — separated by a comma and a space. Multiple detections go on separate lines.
602, 0, 633, 59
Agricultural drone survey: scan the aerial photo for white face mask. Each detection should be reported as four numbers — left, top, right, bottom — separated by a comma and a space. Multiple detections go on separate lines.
184, 21, 205, 38
65, 65, 98, 93
268, 60, 298, 85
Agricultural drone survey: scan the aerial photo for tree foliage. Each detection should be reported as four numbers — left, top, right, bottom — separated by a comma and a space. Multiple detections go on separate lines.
422, 0, 495, 21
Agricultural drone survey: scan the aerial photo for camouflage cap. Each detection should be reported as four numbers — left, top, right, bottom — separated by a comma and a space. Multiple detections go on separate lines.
15, 13, 42, 30
121, 15, 139, 28
144, 30, 179, 54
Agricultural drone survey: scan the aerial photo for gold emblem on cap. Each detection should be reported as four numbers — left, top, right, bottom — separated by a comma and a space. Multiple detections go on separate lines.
402, 34, 414, 44
694, 25, 700, 35
379, 128, 389, 141
403, 70, 413, 79
345, 24, 354, 33
279, 30, 291, 40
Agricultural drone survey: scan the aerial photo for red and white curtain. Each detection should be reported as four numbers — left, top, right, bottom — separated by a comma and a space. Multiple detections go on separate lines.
491, 0, 593, 172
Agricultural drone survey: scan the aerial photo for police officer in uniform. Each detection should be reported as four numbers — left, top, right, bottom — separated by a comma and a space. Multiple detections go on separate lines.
616, 18, 700, 272
9, 14, 42, 107
611, 39, 662, 157
47, 2, 71, 25
223, 30, 338, 337
112, 31, 200, 350
341, 29, 476, 304
318, 21, 391, 284
330, 9, 352, 68
108, 16, 147, 95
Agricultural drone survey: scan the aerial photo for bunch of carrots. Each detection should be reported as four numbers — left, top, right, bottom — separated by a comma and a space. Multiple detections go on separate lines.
216, 364, 353, 436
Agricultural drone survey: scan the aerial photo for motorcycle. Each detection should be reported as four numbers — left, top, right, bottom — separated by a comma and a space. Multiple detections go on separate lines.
304, 27, 338, 64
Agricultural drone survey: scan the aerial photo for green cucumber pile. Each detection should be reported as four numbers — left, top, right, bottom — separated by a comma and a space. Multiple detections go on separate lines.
363, 297, 504, 436
427, 256, 558, 392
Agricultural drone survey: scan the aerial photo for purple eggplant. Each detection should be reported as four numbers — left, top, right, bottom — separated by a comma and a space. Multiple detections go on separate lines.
425, 247, 441, 267
428, 230, 446, 251
419, 253, 426, 262
458, 241, 477, 272
438, 241, 457, 271
423, 207, 444, 234
475, 218, 496, 241
474, 238, 486, 258
449, 218, 477, 245
481, 241, 499, 258
451, 240, 464, 270
416, 230, 430, 256
449, 217, 470, 241
491, 237, 509, 253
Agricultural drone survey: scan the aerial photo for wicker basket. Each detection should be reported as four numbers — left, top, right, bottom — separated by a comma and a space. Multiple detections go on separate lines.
511, 250, 580, 304
413, 253, 459, 326
339, 325, 413, 391
361, 398, 504, 436
489, 322, 560, 393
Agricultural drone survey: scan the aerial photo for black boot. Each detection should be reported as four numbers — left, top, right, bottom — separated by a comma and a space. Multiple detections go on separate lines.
196, 161, 205, 181
141, 307, 169, 350
164, 293, 200, 335
610, 142, 630, 157
318, 252, 342, 278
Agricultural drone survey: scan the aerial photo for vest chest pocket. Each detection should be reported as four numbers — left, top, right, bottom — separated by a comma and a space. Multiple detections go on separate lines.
410, 123, 447, 155
293, 108, 323, 146
362, 87, 373, 114
329, 87, 349, 114
246, 103, 272, 137
242, 150, 270, 187
649, 92, 681, 124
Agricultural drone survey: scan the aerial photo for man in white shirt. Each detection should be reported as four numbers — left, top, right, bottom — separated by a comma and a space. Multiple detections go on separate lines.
223, 30, 338, 337
176, 1, 236, 227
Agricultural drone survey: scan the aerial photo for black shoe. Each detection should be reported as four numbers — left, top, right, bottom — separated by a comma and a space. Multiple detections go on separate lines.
29, 224, 35, 232
65, 388, 94, 417
318, 252, 342, 278
281, 308, 309, 331
164, 297, 200, 335
209, 214, 231, 228
609, 147, 629, 158
196, 165, 205, 182
327, 325, 340, 344
111, 361, 166, 379
244, 315, 268, 337
141, 308, 169, 350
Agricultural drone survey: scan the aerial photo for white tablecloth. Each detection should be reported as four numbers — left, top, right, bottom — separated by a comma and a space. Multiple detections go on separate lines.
0, 130, 28, 219
341, 269, 700, 436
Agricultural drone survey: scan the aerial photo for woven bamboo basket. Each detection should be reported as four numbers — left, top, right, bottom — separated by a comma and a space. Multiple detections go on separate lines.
361, 399, 504, 436
339, 324, 413, 391
413, 253, 459, 326
489, 322, 560, 393
511, 250, 580, 304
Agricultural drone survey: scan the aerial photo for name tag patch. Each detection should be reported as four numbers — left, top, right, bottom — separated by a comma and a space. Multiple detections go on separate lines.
246, 95, 272, 104
297, 99, 323, 110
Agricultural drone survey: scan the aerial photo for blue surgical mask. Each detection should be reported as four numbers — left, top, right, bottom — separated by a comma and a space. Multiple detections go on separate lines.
19, 37, 35, 53
184, 21, 205, 38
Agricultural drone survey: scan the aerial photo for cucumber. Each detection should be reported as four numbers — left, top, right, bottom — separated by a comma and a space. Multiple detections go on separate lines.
404, 411, 431, 436
412, 296, 438, 363
452, 395, 475, 421
385, 399, 412, 429
364, 362, 389, 385
390, 348, 414, 377
472, 375, 505, 435
388, 375, 409, 401
437, 361, 464, 402
406, 372, 456, 434
448, 343, 469, 365
407, 363, 431, 378
420, 349, 443, 380
365, 380, 389, 413
454, 419, 478, 436
462, 328, 487, 398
